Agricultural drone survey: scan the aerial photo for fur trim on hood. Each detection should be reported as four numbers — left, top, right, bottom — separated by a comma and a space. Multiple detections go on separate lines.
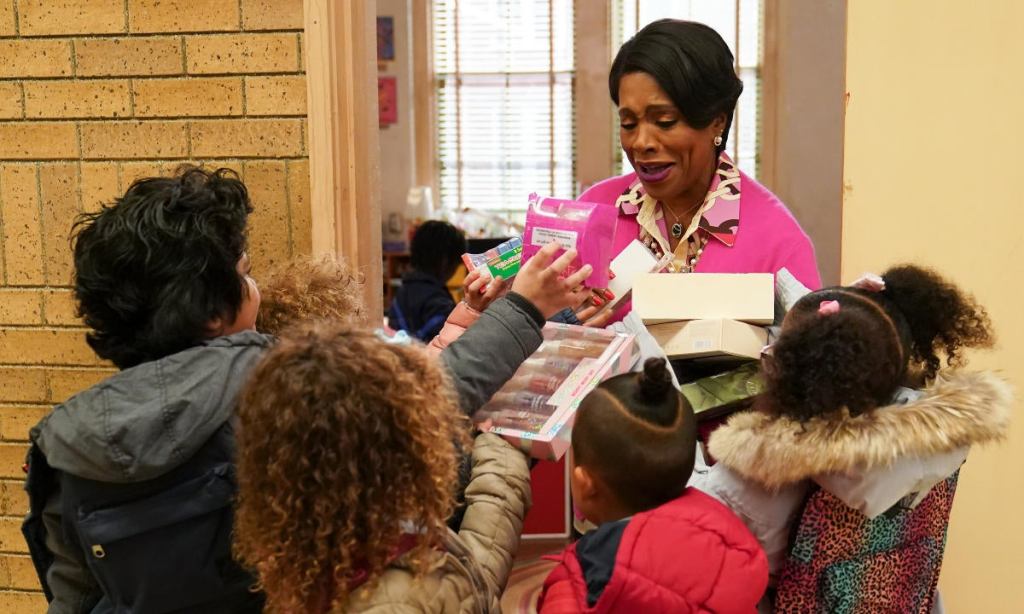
707, 371, 1013, 491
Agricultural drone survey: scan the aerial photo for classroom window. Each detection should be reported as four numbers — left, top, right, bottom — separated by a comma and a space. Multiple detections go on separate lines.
612, 0, 763, 178
433, 0, 575, 215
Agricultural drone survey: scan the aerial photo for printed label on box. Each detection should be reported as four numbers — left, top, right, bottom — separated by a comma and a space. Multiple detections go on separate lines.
531, 227, 578, 250
549, 358, 599, 407
487, 244, 522, 278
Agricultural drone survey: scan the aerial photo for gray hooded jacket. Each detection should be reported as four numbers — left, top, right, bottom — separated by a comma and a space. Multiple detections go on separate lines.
25, 295, 544, 613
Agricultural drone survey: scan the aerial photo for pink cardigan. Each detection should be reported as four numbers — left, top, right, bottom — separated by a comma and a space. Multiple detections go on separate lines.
427, 170, 821, 346
580, 170, 821, 322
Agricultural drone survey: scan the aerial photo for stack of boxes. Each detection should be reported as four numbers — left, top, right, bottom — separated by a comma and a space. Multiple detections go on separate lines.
633, 273, 775, 363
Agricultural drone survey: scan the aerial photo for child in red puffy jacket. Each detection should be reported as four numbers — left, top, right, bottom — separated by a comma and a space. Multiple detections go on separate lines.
538, 357, 768, 613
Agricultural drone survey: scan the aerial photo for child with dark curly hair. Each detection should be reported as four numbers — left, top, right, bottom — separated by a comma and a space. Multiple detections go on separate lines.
538, 358, 768, 613
693, 265, 1012, 612
22, 166, 270, 614
233, 322, 532, 613
22, 163, 592, 613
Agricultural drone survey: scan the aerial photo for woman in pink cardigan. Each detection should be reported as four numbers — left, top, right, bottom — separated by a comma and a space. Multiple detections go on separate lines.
573, 19, 819, 326
432, 19, 820, 347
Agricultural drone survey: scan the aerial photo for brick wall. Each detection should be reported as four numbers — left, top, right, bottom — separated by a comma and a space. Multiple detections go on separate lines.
0, 0, 309, 609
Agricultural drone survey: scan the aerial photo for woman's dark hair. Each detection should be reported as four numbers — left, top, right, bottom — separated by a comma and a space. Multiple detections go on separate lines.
763, 265, 994, 421
573, 358, 696, 514
609, 19, 743, 151
410, 220, 467, 280
72, 166, 253, 369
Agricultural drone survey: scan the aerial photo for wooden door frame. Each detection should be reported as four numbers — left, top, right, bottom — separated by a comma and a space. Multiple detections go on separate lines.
304, 0, 383, 320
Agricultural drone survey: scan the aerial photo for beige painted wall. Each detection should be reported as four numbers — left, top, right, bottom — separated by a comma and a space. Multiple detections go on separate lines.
842, 2, 1024, 611
761, 0, 846, 286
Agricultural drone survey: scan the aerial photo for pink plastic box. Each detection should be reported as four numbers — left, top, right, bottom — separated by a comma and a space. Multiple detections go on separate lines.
477, 323, 636, 460
521, 194, 618, 288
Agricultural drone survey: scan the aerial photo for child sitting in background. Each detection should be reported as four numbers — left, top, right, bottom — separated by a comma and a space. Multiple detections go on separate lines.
696, 265, 1010, 612
233, 322, 531, 612
539, 358, 768, 613
389, 220, 467, 341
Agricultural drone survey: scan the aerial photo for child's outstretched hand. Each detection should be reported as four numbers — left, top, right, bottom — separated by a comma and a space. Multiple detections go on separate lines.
463, 269, 508, 313
511, 242, 593, 319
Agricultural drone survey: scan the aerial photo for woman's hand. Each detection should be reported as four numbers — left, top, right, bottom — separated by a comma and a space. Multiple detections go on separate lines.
462, 268, 508, 313
511, 242, 593, 319
573, 270, 616, 328
575, 304, 614, 328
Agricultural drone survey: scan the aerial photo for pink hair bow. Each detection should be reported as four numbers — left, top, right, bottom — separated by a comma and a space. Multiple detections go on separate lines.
851, 273, 886, 292
818, 300, 840, 315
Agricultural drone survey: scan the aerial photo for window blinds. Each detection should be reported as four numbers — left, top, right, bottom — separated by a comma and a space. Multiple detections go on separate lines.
433, 0, 575, 213
613, 0, 763, 178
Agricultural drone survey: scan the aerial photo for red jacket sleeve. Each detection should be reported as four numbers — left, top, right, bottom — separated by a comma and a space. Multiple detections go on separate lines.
537, 556, 583, 614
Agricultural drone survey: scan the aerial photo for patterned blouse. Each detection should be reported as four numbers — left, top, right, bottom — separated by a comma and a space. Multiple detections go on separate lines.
614, 153, 742, 273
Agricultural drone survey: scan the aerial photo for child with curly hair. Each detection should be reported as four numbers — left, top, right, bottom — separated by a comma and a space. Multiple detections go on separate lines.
22, 166, 270, 613
538, 358, 768, 613
22, 162, 591, 613
255, 254, 365, 335
694, 265, 1011, 612
234, 322, 532, 613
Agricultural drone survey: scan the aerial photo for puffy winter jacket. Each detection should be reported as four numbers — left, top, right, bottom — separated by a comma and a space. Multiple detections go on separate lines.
24, 295, 547, 613
538, 488, 768, 613
342, 433, 531, 613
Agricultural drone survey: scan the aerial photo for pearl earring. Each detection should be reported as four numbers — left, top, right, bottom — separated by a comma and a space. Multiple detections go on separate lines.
714, 135, 723, 147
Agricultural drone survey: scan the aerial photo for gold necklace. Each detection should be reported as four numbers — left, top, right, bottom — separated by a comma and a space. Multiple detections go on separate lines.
662, 200, 703, 239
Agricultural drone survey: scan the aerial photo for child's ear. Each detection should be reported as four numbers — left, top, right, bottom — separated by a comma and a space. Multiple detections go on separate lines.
572, 464, 598, 502
206, 316, 224, 336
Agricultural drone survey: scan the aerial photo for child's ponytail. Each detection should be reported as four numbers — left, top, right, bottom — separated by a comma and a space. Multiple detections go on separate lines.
881, 265, 993, 382
635, 357, 674, 405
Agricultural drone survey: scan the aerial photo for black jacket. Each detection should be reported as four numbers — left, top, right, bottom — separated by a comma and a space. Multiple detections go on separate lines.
388, 270, 456, 341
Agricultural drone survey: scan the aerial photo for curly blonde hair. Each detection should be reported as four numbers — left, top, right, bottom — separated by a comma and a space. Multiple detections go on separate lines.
256, 255, 364, 335
234, 322, 470, 612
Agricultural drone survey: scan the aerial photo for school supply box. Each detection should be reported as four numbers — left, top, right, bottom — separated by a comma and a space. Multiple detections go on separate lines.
680, 362, 765, 423
647, 318, 768, 362
587, 239, 671, 319
521, 194, 618, 289
632, 273, 775, 325
478, 323, 636, 461
461, 236, 523, 281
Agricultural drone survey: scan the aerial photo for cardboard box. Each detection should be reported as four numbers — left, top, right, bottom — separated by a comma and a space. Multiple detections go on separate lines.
680, 362, 764, 422
589, 239, 669, 318
648, 318, 768, 361
479, 323, 636, 461
632, 273, 775, 325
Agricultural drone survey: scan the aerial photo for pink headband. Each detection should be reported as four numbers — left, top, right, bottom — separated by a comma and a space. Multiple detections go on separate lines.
818, 300, 840, 315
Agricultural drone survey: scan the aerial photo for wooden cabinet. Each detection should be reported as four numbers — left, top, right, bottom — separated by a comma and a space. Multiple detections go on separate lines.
382, 251, 411, 312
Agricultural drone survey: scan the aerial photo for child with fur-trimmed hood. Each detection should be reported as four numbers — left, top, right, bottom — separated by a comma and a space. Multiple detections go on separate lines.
691, 265, 1011, 612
